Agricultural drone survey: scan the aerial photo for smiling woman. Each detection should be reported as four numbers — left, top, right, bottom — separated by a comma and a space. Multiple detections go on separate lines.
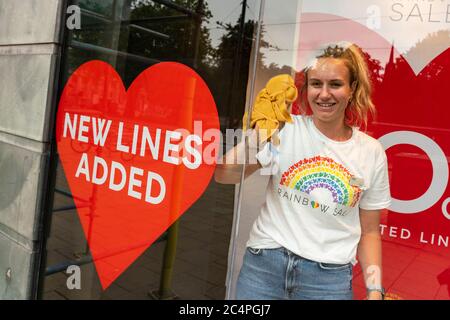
216, 41, 392, 300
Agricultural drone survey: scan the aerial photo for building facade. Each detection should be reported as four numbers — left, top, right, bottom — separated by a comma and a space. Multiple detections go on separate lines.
0, 0, 449, 300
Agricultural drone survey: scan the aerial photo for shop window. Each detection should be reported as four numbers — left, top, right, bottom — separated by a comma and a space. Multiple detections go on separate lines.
41, 0, 260, 300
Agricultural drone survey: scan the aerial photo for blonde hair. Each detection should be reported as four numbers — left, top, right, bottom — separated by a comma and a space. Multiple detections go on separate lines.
298, 43, 375, 128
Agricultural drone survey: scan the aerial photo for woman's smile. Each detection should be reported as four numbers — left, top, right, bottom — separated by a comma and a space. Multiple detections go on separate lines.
315, 102, 337, 112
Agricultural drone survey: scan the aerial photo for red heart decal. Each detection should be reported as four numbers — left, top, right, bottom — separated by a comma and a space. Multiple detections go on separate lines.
56, 61, 220, 289
293, 12, 450, 299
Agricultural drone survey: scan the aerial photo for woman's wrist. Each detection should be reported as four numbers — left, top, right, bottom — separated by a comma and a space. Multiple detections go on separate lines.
367, 290, 383, 300
366, 287, 385, 300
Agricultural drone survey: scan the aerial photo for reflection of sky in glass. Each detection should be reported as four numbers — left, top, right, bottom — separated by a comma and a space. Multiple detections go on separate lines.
259, 0, 300, 69
207, 0, 300, 69
254, 0, 449, 72
207, 0, 259, 47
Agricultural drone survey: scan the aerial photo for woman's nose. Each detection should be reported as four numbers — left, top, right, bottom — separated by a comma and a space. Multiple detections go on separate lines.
318, 85, 331, 99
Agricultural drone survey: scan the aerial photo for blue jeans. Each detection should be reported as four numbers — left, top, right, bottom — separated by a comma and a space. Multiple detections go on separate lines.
236, 247, 353, 300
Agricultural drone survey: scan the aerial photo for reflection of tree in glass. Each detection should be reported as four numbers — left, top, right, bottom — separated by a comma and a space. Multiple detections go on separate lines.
78, 0, 114, 16
71, 0, 114, 47
126, 0, 251, 126
127, 0, 214, 65
212, 16, 261, 128
64, 1, 217, 86
363, 51, 383, 87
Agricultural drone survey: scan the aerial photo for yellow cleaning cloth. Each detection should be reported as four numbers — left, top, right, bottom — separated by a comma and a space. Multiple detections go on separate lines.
243, 74, 298, 143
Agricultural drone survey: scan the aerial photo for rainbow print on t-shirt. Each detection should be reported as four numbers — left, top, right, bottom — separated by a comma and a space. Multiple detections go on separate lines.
279, 156, 362, 207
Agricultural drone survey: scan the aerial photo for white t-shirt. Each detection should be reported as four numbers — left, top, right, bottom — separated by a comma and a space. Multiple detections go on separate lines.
248, 115, 391, 265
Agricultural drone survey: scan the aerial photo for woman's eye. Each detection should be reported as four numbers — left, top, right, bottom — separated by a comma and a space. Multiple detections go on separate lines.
310, 82, 321, 87
330, 82, 343, 88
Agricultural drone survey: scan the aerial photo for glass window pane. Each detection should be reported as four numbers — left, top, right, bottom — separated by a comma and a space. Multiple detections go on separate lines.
42, 0, 260, 300
230, 0, 450, 301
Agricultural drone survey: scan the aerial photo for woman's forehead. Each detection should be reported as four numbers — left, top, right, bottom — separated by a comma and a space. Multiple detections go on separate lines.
308, 58, 350, 81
